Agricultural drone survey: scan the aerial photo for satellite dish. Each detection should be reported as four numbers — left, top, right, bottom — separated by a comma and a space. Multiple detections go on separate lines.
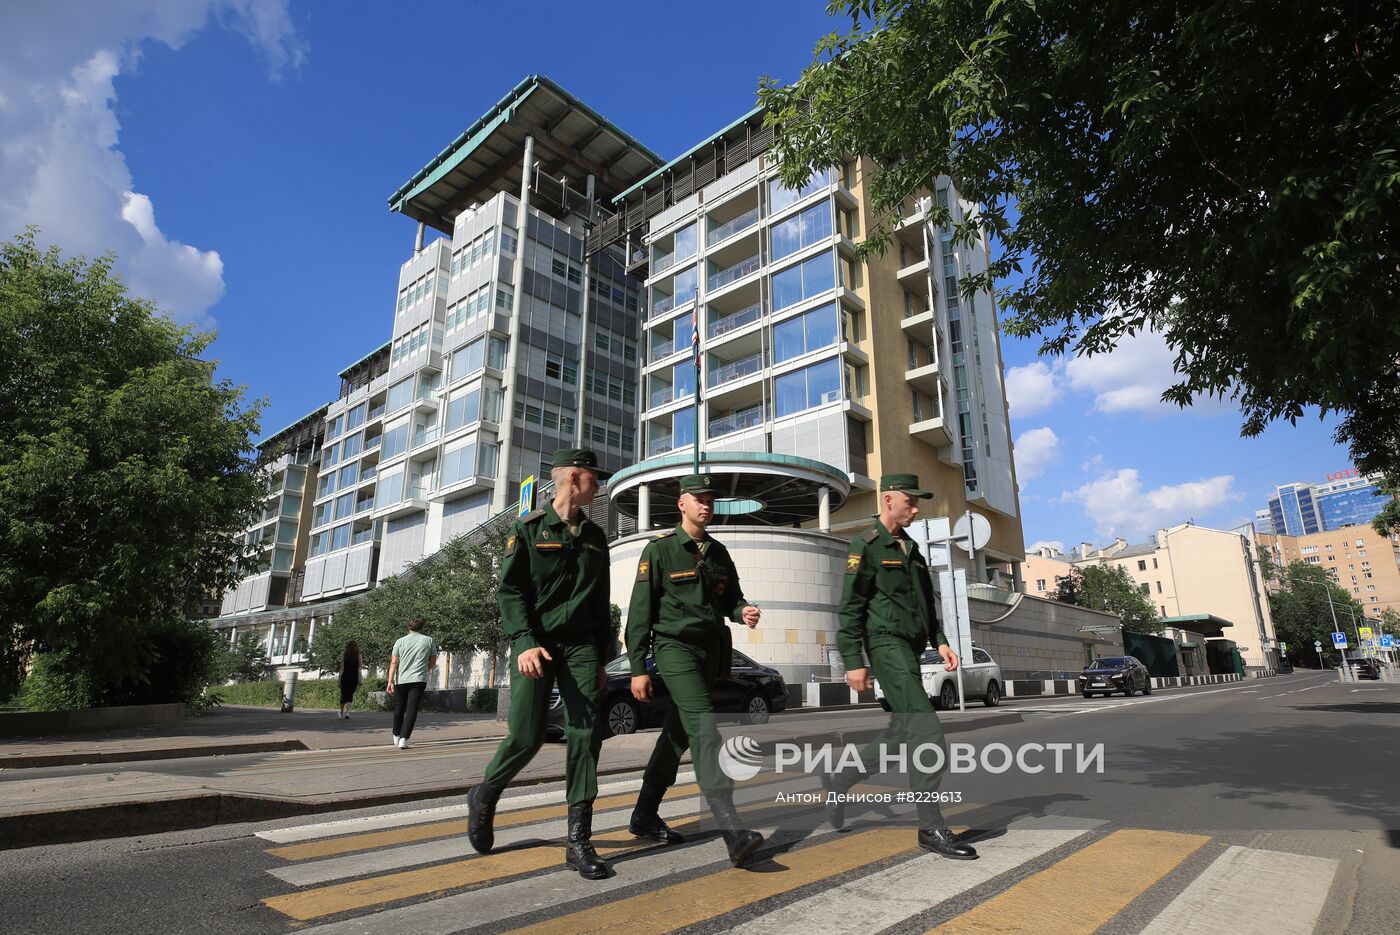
953, 512, 991, 552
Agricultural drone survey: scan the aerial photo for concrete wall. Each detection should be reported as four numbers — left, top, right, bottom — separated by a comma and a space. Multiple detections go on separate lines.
968, 592, 1121, 680
611, 525, 849, 684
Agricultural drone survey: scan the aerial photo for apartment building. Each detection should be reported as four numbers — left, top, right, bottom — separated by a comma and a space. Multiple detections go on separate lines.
1259, 525, 1400, 619
1029, 523, 1279, 671
593, 109, 1025, 579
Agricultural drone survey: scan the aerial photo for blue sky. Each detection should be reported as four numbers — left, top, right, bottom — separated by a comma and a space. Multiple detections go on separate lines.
1, 1, 1355, 552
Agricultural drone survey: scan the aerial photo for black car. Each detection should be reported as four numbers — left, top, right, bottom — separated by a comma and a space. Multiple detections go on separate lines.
1077, 656, 1152, 698
547, 650, 788, 738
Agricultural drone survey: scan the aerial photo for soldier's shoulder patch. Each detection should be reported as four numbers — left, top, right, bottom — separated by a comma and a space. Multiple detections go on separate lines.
653, 530, 675, 540
845, 553, 862, 574
636, 558, 651, 581
520, 509, 546, 524
504, 534, 518, 556
861, 527, 880, 544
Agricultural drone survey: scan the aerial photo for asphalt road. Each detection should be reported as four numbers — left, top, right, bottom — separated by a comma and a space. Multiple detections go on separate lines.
1, 671, 1395, 934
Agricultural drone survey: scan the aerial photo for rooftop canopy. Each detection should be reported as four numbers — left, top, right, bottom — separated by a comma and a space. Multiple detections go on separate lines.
387, 74, 663, 235
1162, 614, 1235, 638
608, 452, 850, 528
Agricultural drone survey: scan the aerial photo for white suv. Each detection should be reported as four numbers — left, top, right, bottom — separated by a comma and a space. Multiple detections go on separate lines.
874, 646, 1003, 710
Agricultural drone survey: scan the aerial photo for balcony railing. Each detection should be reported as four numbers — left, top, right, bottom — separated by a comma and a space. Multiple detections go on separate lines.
709, 404, 766, 438
405, 483, 429, 501
709, 302, 762, 339
363, 435, 382, 452
708, 254, 761, 292
649, 434, 675, 457
709, 351, 764, 387
411, 425, 440, 449
652, 251, 676, 275
651, 338, 676, 362
650, 385, 675, 409
361, 464, 378, 481
707, 207, 760, 247
367, 404, 387, 420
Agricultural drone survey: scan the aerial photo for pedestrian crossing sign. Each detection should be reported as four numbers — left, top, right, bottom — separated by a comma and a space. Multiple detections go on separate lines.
518, 475, 536, 517
1358, 626, 1373, 639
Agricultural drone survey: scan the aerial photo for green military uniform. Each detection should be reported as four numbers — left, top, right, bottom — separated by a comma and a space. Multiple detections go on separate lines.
837, 475, 949, 794
481, 454, 614, 807
627, 474, 753, 800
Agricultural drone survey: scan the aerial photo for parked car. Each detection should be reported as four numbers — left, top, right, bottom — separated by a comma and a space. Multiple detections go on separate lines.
547, 649, 788, 738
874, 645, 1003, 711
1346, 656, 1381, 680
1077, 656, 1152, 697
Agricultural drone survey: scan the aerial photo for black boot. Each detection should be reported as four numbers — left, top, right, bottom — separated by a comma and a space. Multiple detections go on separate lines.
916, 801, 978, 860
820, 772, 848, 830
710, 795, 764, 867
467, 783, 502, 854
629, 782, 684, 844
564, 803, 610, 879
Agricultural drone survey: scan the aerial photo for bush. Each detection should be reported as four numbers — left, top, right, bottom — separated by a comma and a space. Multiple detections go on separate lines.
209, 675, 388, 710
468, 688, 498, 713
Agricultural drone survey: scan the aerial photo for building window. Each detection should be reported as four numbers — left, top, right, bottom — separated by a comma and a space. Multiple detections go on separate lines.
773, 302, 838, 364
1139, 583, 1150, 595
1137, 560, 1147, 571
1035, 579, 1046, 592
771, 251, 835, 312
774, 357, 841, 417
1152, 558, 1158, 569
768, 170, 829, 214
387, 377, 414, 414
770, 201, 833, 262
1156, 581, 1163, 593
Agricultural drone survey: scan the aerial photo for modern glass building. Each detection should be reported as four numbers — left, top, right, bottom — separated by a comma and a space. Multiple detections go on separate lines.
1265, 473, 1386, 536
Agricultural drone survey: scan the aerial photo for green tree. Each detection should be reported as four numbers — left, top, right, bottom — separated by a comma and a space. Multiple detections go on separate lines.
308, 528, 513, 681
219, 631, 272, 683
0, 230, 265, 707
1266, 561, 1364, 667
1052, 564, 1162, 634
759, 1, 1400, 472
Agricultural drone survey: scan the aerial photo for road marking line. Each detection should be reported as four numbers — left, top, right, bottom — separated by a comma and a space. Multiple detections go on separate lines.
507, 827, 916, 935
726, 816, 1104, 935
266, 783, 707, 861
255, 771, 698, 843
1139, 846, 1338, 935
926, 829, 1209, 934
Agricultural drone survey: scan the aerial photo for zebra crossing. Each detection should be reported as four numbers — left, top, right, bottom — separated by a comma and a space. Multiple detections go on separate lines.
251, 770, 1342, 934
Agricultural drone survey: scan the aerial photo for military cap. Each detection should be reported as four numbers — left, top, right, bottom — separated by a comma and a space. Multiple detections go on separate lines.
880, 473, 933, 499
679, 473, 717, 495
551, 448, 612, 480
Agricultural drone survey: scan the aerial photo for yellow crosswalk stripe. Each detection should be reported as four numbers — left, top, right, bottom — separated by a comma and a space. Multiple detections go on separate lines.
926, 829, 1210, 934
507, 827, 916, 935
265, 783, 707, 861
262, 798, 807, 922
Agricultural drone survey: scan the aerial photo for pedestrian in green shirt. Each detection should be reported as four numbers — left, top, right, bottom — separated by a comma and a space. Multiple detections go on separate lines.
832, 474, 977, 859
467, 449, 615, 880
625, 473, 765, 867
387, 620, 438, 749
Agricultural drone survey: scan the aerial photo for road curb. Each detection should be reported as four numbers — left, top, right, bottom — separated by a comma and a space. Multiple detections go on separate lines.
0, 712, 1020, 850
0, 740, 309, 771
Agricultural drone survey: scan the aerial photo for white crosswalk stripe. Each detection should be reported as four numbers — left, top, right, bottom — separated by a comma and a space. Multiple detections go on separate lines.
1139, 845, 1339, 935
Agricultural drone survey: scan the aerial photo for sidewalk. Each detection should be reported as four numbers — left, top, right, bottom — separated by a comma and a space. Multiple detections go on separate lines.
0, 703, 1019, 850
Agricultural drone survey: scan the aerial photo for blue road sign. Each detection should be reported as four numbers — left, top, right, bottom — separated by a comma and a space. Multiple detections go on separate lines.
1331, 632, 1348, 648
1381, 635, 1394, 649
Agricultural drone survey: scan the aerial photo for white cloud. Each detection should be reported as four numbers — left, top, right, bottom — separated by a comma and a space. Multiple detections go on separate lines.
1061, 468, 1241, 540
1028, 539, 1065, 554
0, 1, 304, 324
1063, 329, 1180, 415
1004, 360, 1064, 417
1014, 426, 1060, 486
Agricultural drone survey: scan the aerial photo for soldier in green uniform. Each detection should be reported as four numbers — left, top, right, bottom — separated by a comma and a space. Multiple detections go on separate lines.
625, 473, 766, 867
467, 449, 615, 879
832, 474, 978, 860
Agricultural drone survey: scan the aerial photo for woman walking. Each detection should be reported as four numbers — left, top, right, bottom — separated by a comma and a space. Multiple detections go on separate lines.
338, 640, 362, 719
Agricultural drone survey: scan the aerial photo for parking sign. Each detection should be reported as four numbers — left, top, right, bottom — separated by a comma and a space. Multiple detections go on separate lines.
1381, 635, 1394, 649
1332, 632, 1348, 649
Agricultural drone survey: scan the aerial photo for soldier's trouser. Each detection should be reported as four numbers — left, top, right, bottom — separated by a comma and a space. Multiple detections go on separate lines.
640, 636, 731, 800
483, 641, 602, 806
855, 637, 947, 793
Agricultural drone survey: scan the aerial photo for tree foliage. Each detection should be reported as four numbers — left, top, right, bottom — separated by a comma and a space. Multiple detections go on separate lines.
0, 230, 265, 707
1051, 564, 1162, 634
219, 631, 272, 683
307, 528, 512, 676
1265, 560, 1366, 666
759, 1, 1400, 471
